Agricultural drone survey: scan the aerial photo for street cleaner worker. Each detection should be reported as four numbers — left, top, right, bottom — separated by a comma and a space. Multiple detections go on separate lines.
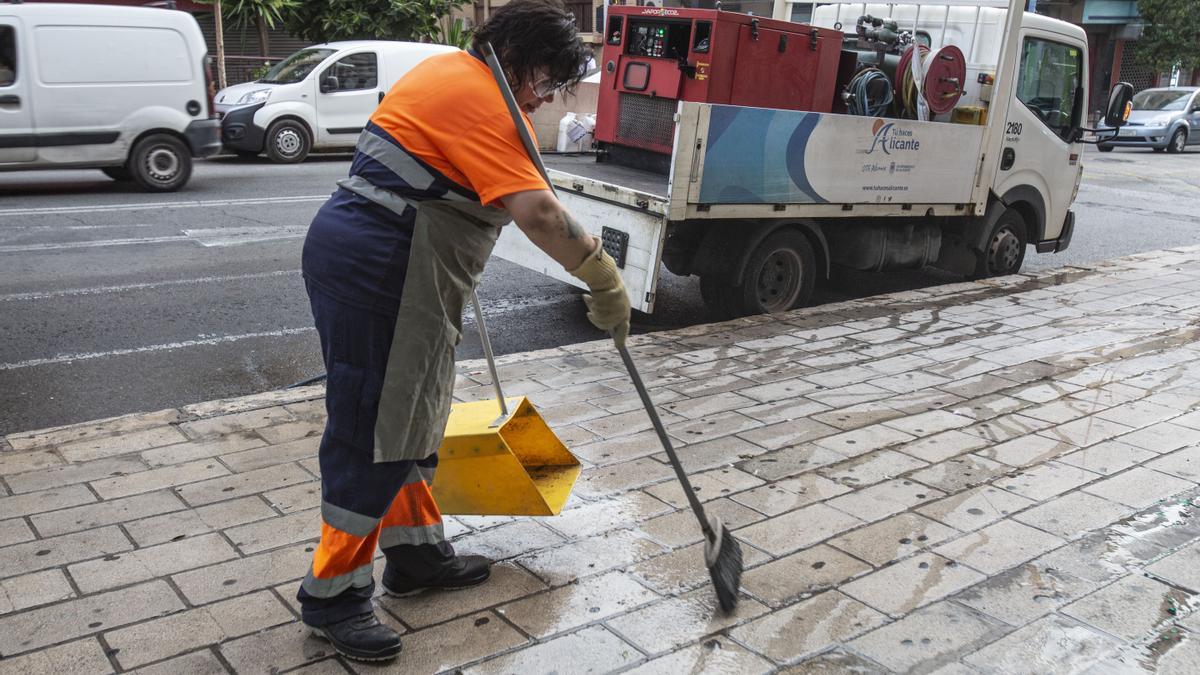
295, 0, 630, 662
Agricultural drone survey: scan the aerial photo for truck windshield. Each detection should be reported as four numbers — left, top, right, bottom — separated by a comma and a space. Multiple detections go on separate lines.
260, 48, 336, 84
1132, 90, 1193, 111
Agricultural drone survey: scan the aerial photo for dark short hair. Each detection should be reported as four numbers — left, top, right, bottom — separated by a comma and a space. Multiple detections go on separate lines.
471, 0, 590, 96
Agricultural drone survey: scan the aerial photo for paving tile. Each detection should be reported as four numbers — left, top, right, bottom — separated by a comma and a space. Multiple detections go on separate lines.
1057, 441, 1157, 476
825, 479, 944, 524
90, 459, 231, 500
1012, 491, 1135, 540
105, 591, 293, 669
0, 449, 62, 478
515, 529, 666, 586
933, 519, 1064, 575
172, 543, 313, 605
636, 498, 764, 549
0, 569, 74, 615
604, 587, 769, 655
0, 517, 34, 547
737, 445, 848, 481
644, 467, 763, 507
741, 544, 871, 608
848, 601, 1007, 672
264, 482, 323, 514
174, 463, 312, 506
125, 651, 229, 675
840, 553, 985, 616
179, 407, 296, 439
58, 426, 189, 463
813, 424, 916, 458
732, 590, 888, 664
1114, 422, 1200, 454
895, 430, 991, 463
731, 474, 851, 516
997, 461, 1102, 502
1062, 574, 1192, 642
579, 408, 687, 439
621, 637, 772, 675
0, 580, 183, 656
962, 414, 1056, 443
257, 418, 325, 444
381, 563, 546, 629
218, 437, 320, 473
976, 434, 1079, 468
736, 503, 864, 557
883, 410, 975, 438
1037, 416, 1136, 449
818, 450, 928, 488
218, 621, 342, 674
946, 394, 1031, 422
0, 483, 95, 520
1021, 397, 1111, 425
0, 638, 113, 675
68, 532, 239, 594
139, 431, 267, 467
961, 614, 1120, 674
1146, 541, 1200, 593
1095, 399, 1184, 429
737, 417, 837, 450
628, 539, 770, 596
939, 373, 1021, 399
571, 431, 666, 466
829, 513, 958, 567
464, 625, 639, 675
124, 496, 277, 546
1009, 381, 1085, 404
664, 435, 767, 473
543, 492, 672, 539
5, 455, 146, 494
805, 382, 892, 408
811, 402, 906, 432
225, 508, 320, 555
661, 391, 758, 420
452, 521, 566, 561
1082, 467, 1197, 509
1148, 446, 1200, 483
497, 571, 657, 638
908, 454, 1011, 493
0, 526, 132, 578
31, 490, 186, 537
667, 411, 764, 446
573, 457, 675, 499
954, 559, 1100, 626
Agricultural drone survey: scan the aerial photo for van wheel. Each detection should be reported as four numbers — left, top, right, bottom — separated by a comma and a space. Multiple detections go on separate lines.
130, 134, 192, 192
973, 208, 1027, 278
102, 166, 132, 181
266, 120, 311, 163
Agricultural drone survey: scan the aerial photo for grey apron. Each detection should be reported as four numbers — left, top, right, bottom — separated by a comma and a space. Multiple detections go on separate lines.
338, 176, 512, 463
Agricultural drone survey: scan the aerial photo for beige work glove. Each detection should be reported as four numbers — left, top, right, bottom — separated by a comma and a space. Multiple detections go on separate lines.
568, 240, 631, 347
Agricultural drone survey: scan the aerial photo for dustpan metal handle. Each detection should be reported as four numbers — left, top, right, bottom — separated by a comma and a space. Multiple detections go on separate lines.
471, 289, 507, 419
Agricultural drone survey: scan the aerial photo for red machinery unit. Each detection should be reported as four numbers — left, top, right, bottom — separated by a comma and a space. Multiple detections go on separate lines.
595, 6, 844, 168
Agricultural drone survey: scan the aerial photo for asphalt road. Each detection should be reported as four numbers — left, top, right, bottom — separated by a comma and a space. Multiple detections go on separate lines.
2, 147, 1198, 434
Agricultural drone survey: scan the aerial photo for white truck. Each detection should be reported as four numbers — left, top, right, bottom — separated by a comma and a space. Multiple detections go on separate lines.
492, 0, 1131, 318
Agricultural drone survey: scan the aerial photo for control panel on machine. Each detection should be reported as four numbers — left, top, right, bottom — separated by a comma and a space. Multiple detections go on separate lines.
626, 20, 688, 59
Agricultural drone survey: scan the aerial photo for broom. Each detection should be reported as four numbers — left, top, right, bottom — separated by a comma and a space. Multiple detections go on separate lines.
480, 42, 744, 612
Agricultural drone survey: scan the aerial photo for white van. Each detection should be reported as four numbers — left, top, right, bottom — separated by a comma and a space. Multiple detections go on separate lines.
215, 41, 457, 163
0, 3, 220, 192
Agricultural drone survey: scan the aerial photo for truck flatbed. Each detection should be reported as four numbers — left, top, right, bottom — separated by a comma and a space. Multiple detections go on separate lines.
543, 154, 669, 199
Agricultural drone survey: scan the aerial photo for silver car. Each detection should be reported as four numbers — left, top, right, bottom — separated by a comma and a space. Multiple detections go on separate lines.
1098, 86, 1200, 153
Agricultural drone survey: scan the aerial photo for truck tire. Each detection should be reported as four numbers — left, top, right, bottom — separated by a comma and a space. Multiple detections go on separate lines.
101, 166, 132, 181
266, 119, 311, 163
1167, 128, 1187, 154
703, 229, 816, 319
973, 208, 1027, 278
129, 134, 192, 192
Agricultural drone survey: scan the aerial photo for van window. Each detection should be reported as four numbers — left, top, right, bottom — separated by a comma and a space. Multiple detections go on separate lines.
321, 52, 378, 93
261, 47, 335, 84
1016, 37, 1082, 141
0, 25, 15, 87
35, 26, 190, 84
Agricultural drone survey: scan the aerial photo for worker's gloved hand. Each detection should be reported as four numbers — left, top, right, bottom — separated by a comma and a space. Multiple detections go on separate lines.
569, 240, 631, 347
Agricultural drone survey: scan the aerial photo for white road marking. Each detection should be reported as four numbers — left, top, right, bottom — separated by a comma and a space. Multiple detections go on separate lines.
0, 235, 190, 253
0, 269, 301, 302
0, 224, 308, 253
0, 194, 329, 217
0, 327, 317, 371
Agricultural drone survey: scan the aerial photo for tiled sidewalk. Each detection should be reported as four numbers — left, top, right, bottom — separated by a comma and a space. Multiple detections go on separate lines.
4, 248, 1200, 674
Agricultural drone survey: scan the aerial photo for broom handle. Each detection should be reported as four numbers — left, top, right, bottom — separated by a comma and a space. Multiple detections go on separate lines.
482, 42, 556, 194
616, 344, 715, 539
471, 289, 507, 419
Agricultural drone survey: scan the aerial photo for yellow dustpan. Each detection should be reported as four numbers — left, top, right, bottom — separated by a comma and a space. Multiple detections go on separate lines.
431, 292, 581, 516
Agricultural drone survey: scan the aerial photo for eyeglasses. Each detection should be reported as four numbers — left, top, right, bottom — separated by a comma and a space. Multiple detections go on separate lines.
532, 76, 568, 99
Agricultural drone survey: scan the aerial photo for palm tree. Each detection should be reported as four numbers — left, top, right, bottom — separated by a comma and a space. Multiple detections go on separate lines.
201, 0, 297, 88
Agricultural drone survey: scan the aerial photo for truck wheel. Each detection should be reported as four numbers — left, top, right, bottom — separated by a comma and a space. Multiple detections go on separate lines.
101, 166, 132, 181
727, 230, 816, 317
266, 120, 310, 163
1167, 129, 1187, 154
130, 134, 192, 192
1097, 144, 1114, 153
974, 209, 1027, 278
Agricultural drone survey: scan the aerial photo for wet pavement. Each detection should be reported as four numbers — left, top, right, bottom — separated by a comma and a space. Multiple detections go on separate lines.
3, 246, 1200, 673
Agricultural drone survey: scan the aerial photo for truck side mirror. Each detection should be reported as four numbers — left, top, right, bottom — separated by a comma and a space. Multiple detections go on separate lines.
1105, 82, 1134, 127
321, 75, 339, 93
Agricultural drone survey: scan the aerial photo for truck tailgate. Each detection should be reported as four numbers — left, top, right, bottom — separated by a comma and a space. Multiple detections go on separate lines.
490, 162, 670, 313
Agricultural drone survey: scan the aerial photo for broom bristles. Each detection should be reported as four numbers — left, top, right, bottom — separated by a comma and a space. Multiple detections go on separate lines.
705, 518, 744, 614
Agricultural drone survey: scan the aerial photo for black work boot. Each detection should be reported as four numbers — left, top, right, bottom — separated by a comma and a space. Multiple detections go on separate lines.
382, 554, 492, 597
308, 612, 401, 662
